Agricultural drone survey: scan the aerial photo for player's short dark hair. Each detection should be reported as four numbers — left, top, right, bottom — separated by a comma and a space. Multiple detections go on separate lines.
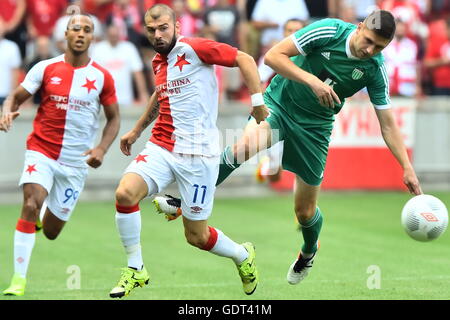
364, 10, 396, 40
66, 13, 95, 30
145, 4, 176, 23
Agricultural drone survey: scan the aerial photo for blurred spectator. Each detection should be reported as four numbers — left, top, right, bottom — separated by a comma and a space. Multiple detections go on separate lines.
203, 0, 242, 47
173, 0, 202, 37
238, 0, 259, 57
26, 0, 68, 38
379, 0, 429, 41
0, 20, 22, 108
105, 0, 144, 48
82, 0, 114, 23
384, 19, 421, 97
0, 0, 27, 59
339, 0, 377, 22
25, 36, 53, 105
424, 18, 450, 95
53, 9, 103, 54
92, 23, 149, 106
427, 0, 450, 20
258, 18, 306, 88
304, 0, 338, 20
251, 0, 309, 56
201, 0, 246, 100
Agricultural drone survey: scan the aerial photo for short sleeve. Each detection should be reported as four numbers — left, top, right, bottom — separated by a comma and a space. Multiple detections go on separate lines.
367, 62, 391, 109
258, 57, 275, 83
100, 71, 117, 106
290, 19, 339, 56
21, 60, 46, 95
180, 37, 238, 67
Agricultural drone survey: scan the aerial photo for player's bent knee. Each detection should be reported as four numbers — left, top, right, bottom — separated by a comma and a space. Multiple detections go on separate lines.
295, 204, 316, 223
22, 199, 41, 220
115, 187, 139, 206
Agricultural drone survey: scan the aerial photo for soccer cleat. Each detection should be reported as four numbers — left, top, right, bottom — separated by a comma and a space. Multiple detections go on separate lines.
109, 267, 150, 298
3, 273, 26, 296
236, 242, 259, 295
286, 252, 316, 285
35, 218, 43, 232
153, 195, 182, 221
255, 156, 270, 183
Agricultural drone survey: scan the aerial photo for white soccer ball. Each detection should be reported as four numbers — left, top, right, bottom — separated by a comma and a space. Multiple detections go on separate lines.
401, 194, 448, 242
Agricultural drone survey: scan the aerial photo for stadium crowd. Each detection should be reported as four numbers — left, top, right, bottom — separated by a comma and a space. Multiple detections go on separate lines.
1, 0, 450, 109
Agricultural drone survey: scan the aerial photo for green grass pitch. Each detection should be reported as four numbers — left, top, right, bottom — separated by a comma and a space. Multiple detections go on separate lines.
0, 191, 449, 300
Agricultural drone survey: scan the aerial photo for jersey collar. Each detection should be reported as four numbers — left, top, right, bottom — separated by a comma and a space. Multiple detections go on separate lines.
345, 29, 360, 60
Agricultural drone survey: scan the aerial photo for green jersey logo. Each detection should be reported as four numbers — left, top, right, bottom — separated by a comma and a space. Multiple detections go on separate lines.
352, 68, 364, 80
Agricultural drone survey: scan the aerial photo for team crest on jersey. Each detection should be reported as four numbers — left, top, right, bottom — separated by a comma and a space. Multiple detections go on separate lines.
50, 77, 62, 85
174, 53, 191, 71
82, 78, 97, 93
351, 68, 364, 80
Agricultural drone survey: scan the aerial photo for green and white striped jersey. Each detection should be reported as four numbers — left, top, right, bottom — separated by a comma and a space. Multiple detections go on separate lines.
265, 18, 391, 125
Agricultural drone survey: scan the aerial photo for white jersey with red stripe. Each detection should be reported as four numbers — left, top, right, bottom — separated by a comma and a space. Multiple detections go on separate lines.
21, 54, 117, 168
150, 36, 238, 157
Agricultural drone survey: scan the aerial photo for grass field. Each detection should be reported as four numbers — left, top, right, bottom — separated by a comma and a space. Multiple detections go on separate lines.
0, 191, 449, 300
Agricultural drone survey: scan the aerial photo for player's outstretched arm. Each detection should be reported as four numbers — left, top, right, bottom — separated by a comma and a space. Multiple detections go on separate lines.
84, 102, 120, 168
375, 108, 422, 195
120, 91, 159, 156
0, 86, 32, 132
234, 50, 269, 123
264, 37, 340, 109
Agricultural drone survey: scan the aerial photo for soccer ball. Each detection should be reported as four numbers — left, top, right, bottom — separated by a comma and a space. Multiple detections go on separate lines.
401, 194, 448, 242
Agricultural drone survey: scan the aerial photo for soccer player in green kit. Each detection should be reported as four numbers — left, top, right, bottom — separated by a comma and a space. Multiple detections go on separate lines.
153, 10, 422, 285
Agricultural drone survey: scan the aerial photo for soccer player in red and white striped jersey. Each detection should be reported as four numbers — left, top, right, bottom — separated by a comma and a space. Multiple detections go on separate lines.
109, 4, 269, 298
0, 14, 120, 296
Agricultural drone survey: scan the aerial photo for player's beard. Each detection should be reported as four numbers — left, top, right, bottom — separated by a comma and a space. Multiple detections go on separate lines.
153, 31, 177, 55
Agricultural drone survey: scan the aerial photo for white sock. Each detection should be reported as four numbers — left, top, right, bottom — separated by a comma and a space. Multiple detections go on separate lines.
115, 211, 143, 270
208, 228, 249, 265
14, 230, 36, 278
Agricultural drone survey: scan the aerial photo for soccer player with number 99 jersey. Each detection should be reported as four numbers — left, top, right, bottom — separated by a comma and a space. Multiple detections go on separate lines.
1, 14, 120, 296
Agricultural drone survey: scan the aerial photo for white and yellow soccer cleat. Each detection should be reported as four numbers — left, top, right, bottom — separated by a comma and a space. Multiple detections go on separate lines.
153, 195, 182, 221
109, 267, 150, 298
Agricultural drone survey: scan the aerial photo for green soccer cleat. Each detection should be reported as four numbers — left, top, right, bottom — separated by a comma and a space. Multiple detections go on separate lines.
3, 273, 26, 296
236, 242, 259, 295
35, 218, 43, 232
109, 267, 150, 298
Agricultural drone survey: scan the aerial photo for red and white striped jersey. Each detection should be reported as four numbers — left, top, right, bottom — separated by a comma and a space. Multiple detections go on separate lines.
150, 36, 238, 156
21, 54, 117, 167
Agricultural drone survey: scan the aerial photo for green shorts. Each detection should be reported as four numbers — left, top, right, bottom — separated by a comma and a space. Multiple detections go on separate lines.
264, 95, 333, 186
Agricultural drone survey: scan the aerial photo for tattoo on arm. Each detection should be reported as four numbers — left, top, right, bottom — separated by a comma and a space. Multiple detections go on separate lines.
141, 101, 160, 130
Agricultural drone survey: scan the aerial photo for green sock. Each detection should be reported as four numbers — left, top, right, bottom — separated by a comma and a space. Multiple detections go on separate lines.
300, 207, 323, 255
216, 146, 241, 186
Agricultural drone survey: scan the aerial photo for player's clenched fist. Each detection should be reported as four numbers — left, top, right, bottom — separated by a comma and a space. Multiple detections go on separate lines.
83, 148, 105, 168
251, 105, 270, 124
120, 130, 140, 156
309, 77, 341, 109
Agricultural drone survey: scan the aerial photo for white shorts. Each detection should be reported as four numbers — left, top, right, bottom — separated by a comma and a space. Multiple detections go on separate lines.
124, 141, 219, 221
19, 150, 88, 221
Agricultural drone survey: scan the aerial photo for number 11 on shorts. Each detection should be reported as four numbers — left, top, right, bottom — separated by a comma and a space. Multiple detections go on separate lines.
192, 184, 207, 204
